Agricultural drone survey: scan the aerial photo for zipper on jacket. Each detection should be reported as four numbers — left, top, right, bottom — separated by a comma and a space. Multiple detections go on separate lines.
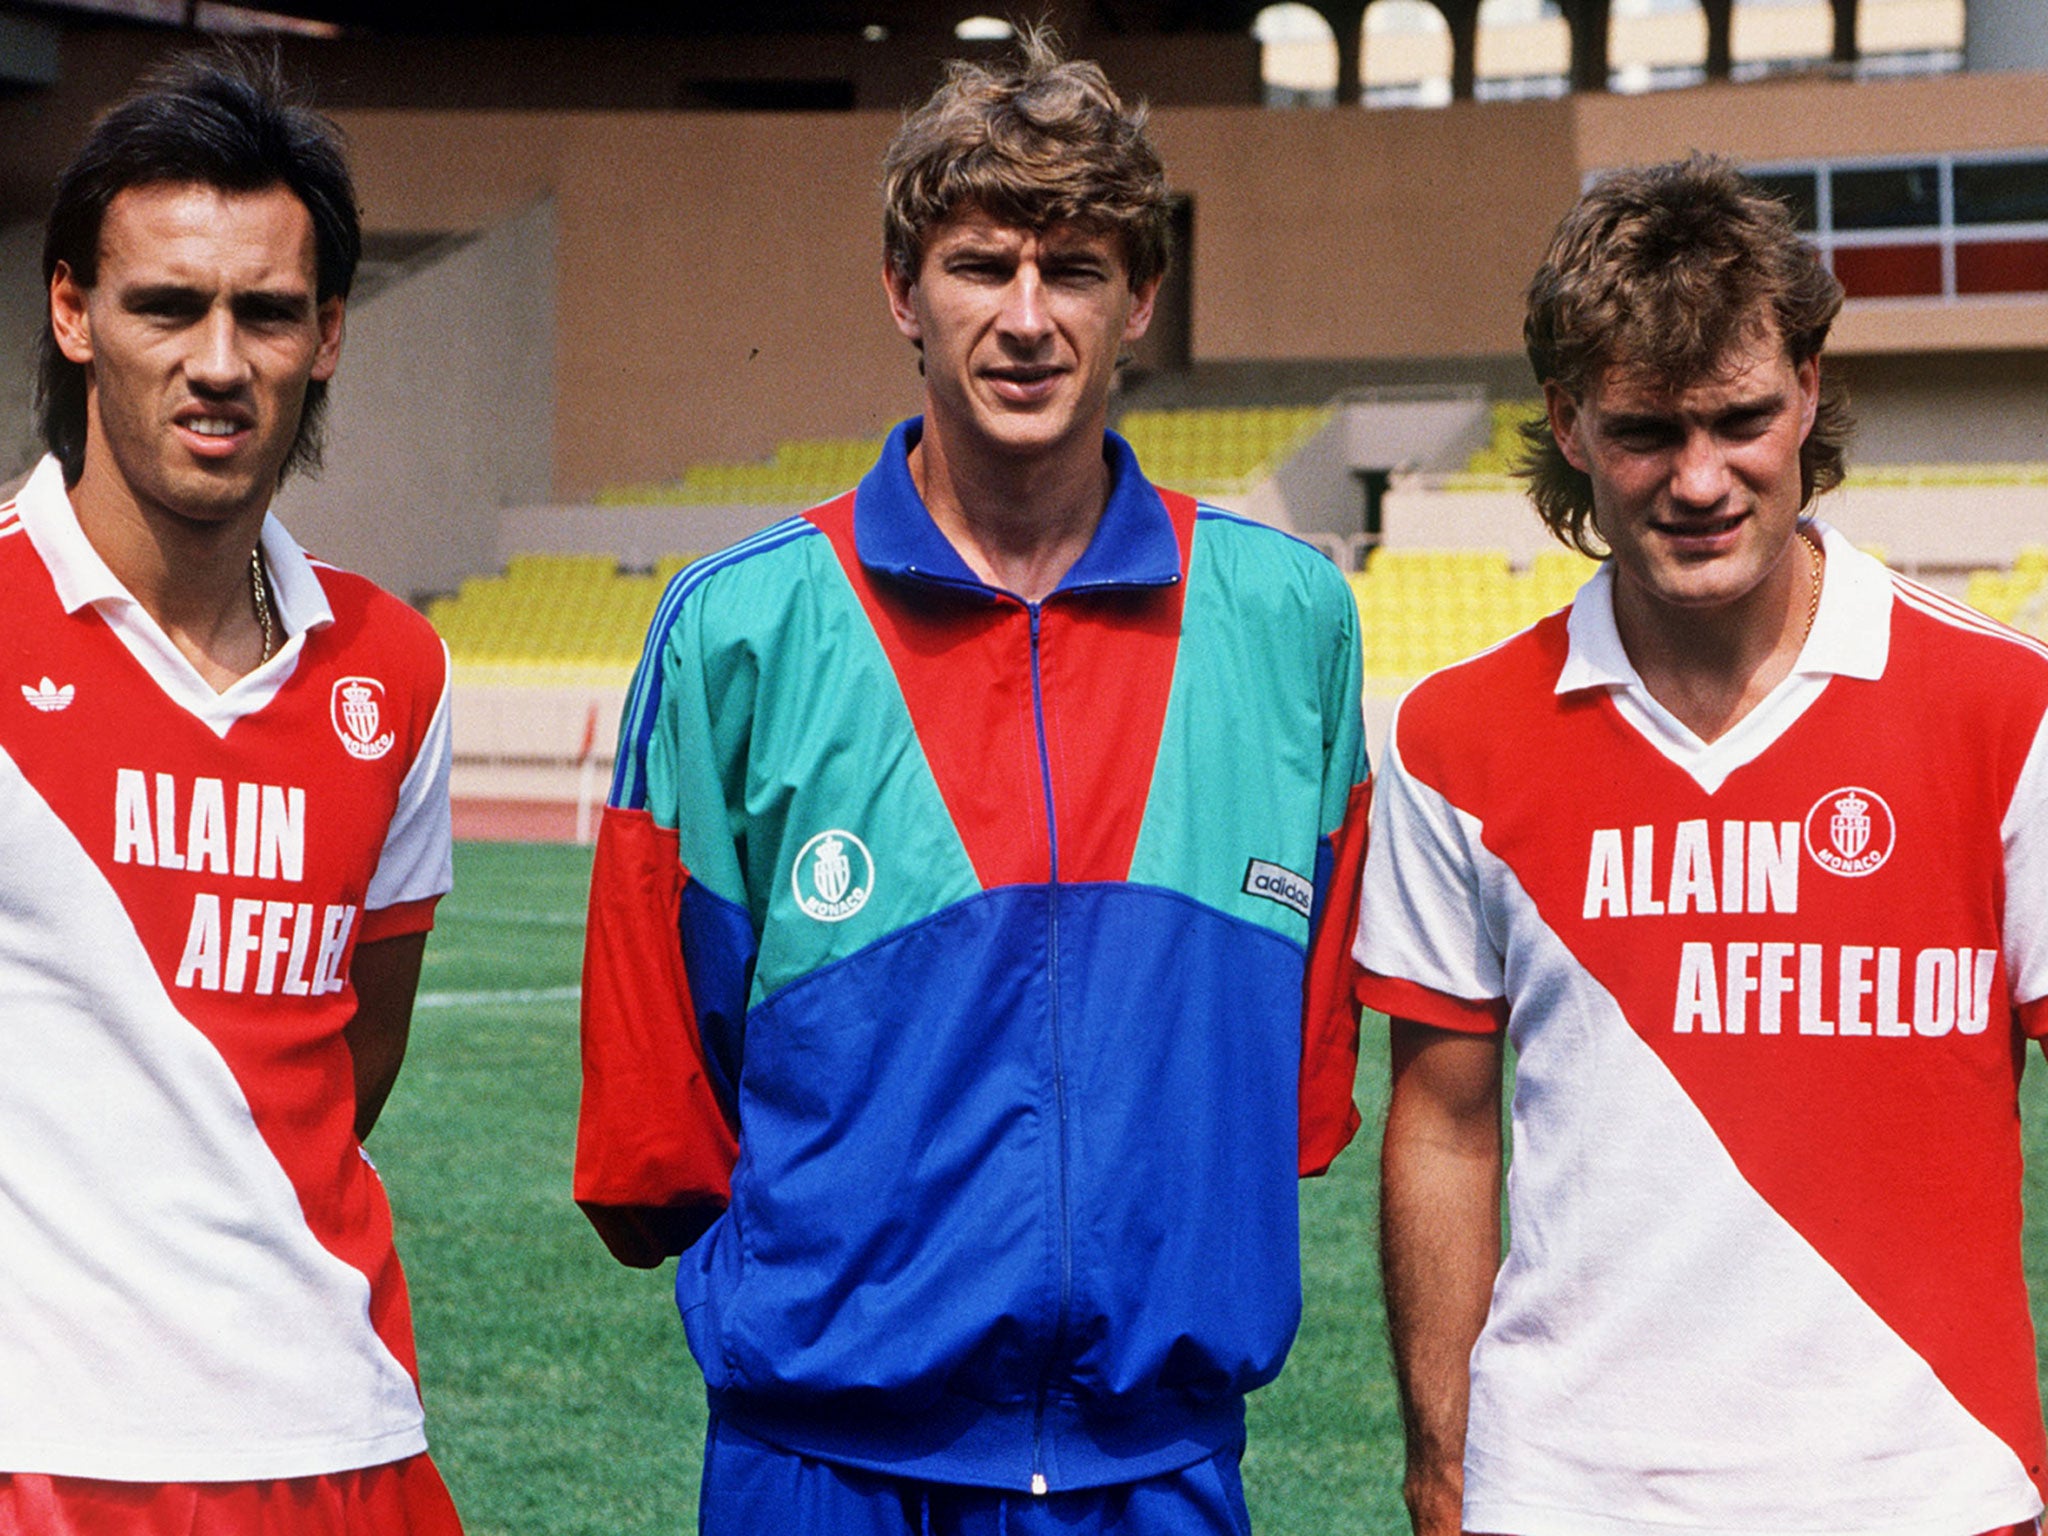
1025, 600, 1070, 1497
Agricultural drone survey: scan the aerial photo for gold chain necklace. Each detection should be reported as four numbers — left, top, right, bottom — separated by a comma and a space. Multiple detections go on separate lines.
1798, 525, 1824, 642
250, 545, 274, 663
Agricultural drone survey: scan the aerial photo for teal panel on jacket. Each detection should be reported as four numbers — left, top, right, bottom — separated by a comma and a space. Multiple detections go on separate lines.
1127, 510, 1365, 944
633, 525, 984, 1005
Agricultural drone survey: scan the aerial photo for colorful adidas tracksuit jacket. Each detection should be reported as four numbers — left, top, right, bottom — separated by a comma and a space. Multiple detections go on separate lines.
576, 419, 1369, 1494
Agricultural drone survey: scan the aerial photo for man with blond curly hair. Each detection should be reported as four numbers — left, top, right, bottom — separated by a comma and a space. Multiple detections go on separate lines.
1362, 155, 2048, 1536
576, 29, 1370, 1536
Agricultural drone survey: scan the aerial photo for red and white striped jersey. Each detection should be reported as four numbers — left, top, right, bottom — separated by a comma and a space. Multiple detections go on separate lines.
0, 456, 453, 1482
1357, 523, 2048, 1536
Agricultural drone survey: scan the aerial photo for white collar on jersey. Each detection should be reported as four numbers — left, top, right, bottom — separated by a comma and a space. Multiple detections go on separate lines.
1551, 518, 1894, 793
17, 454, 334, 635
13, 452, 336, 732
1557, 518, 1892, 696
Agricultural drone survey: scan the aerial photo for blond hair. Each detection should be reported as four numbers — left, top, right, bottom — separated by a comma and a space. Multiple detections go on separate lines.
1520, 154, 1851, 556
882, 26, 1169, 289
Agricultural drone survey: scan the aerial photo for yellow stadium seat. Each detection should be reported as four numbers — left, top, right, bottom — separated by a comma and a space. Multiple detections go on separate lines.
1347, 544, 1610, 686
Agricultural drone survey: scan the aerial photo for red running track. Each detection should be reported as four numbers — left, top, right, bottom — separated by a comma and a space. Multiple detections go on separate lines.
452, 797, 585, 844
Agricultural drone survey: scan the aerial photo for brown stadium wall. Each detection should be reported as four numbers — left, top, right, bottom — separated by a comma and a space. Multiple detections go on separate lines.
1, 36, 2044, 610
318, 66, 2048, 509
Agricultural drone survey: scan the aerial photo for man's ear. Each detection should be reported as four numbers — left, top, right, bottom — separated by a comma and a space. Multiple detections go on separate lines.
1794, 354, 1820, 443
1121, 275, 1160, 345
311, 295, 344, 383
1544, 381, 1590, 474
49, 262, 93, 366
882, 258, 921, 346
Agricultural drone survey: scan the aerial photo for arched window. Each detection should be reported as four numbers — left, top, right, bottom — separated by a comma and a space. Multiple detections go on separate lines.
1609, 0, 1707, 93
1475, 0, 1570, 101
1858, 0, 1964, 78
1255, 3, 1339, 106
1731, 0, 1833, 80
1363, 0, 1452, 107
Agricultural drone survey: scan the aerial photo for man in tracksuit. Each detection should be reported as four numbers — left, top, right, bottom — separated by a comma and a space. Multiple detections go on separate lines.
576, 29, 1370, 1535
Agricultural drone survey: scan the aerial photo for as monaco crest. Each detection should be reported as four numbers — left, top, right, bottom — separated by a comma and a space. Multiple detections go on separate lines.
1803, 785, 1895, 877
330, 675, 396, 761
792, 829, 874, 922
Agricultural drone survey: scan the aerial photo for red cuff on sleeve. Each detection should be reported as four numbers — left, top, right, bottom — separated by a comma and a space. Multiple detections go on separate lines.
575, 806, 739, 1266
1356, 969, 1507, 1035
1299, 777, 1372, 1178
2021, 994, 2048, 1040
359, 895, 439, 943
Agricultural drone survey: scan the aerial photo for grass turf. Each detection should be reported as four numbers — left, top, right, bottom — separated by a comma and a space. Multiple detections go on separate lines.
377, 840, 2048, 1535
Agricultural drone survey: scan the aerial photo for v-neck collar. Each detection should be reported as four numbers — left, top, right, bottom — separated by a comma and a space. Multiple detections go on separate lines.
1554, 519, 1892, 793
14, 454, 334, 737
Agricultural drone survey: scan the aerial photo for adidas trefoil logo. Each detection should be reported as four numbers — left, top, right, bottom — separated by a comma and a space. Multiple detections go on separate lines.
22, 676, 75, 712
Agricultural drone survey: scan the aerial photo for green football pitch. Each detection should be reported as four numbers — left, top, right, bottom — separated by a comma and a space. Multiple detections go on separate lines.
379, 840, 2048, 1535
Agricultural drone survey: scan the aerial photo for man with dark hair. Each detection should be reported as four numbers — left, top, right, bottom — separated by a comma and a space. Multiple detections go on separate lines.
0, 50, 460, 1534
1361, 154, 2048, 1536
577, 29, 1369, 1536
37, 48, 359, 487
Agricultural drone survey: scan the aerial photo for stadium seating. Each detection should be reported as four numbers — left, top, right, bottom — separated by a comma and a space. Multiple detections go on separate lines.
1350, 544, 1600, 685
438, 536, 2047, 694
1964, 545, 2048, 628
427, 551, 701, 668
440, 534, 1606, 687
597, 437, 883, 507
1113, 405, 1331, 492
437, 531, 2044, 696
1849, 464, 2048, 488
591, 407, 1332, 507
1452, 398, 1545, 481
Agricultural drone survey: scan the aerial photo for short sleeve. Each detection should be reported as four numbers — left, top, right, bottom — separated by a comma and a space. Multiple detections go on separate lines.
1353, 694, 1507, 1032
2005, 707, 2048, 1035
361, 641, 453, 938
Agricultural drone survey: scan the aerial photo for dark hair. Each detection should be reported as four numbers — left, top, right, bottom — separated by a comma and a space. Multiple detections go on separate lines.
882, 24, 1170, 292
38, 45, 360, 485
1520, 153, 1852, 556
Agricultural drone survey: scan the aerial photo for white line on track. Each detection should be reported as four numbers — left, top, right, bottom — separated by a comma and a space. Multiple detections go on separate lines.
415, 985, 581, 1009
438, 909, 586, 927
